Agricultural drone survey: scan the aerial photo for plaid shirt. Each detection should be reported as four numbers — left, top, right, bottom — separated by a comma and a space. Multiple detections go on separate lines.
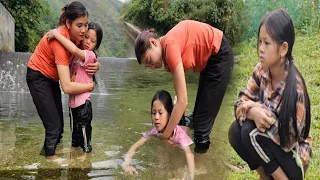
235, 62, 312, 172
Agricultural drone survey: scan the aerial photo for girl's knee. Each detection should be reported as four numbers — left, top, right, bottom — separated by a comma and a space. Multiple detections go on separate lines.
228, 120, 241, 146
240, 120, 257, 145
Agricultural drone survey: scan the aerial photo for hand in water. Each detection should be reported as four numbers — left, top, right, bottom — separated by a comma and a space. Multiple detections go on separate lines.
122, 162, 138, 175
185, 174, 194, 180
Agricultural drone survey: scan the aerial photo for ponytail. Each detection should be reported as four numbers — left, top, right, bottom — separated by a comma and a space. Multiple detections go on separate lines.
278, 59, 298, 147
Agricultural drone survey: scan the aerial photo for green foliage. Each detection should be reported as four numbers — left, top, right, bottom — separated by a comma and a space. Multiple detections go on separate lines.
116, 40, 130, 58
122, 0, 320, 44
245, 0, 320, 38
121, 0, 250, 44
2, 0, 50, 52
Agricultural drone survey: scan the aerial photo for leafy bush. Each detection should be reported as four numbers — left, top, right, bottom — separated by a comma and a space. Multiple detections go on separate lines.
2, 0, 50, 52
122, 0, 249, 44
121, 0, 319, 44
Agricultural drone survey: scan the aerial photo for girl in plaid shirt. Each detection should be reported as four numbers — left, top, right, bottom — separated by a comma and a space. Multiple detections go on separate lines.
228, 9, 311, 180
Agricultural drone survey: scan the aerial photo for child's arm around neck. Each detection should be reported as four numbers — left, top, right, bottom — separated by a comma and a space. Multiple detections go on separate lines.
47, 29, 86, 61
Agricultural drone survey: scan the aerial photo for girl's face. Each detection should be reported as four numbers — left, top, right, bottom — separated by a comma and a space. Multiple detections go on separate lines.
152, 99, 170, 132
258, 25, 282, 69
82, 29, 97, 51
141, 38, 163, 69
67, 16, 88, 42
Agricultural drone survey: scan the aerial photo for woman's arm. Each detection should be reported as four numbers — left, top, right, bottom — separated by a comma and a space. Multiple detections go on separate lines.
47, 29, 85, 61
162, 62, 188, 139
122, 137, 149, 174
85, 60, 100, 75
57, 64, 94, 94
181, 145, 195, 180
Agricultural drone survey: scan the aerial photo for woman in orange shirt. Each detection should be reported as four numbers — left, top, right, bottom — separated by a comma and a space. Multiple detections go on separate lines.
134, 20, 234, 157
26, 1, 100, 161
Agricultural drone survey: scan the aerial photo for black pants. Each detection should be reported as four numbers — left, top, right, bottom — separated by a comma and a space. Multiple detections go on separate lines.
228, 120, 303, 179
70, 100, 92, 153
26, 67, 64, 156
193, 35, 234, 153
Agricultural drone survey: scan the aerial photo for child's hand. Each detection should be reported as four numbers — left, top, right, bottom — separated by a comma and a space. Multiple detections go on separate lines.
46, 29, 58, 42
249, 106, 273, 132
121, 162, 138, 175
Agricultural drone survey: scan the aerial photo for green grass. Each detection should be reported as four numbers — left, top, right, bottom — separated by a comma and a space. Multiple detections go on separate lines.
225, 32, 320, 179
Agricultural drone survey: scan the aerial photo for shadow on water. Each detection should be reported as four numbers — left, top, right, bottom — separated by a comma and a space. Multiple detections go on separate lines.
0, 52, 231, 179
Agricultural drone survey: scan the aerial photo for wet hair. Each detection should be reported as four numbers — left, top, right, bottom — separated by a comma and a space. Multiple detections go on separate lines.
258, 9, 311, 148
59, 1, 88, 26
135, 28, 159, 64
151, 90, 173, 119
88, 22, 103, 50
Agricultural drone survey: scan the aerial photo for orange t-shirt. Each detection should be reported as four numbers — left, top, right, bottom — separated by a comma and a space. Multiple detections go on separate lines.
28, 26, 74, 81
160, 20, 223, 72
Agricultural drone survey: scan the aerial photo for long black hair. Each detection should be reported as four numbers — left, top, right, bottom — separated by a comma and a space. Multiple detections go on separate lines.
258, 9, 311, 148
59, 1, 88, 26
87, 22, 103, 85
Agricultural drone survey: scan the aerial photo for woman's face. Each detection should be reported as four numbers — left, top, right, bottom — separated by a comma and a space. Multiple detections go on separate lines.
67, 16, 89, 42
141, 38, 163, 69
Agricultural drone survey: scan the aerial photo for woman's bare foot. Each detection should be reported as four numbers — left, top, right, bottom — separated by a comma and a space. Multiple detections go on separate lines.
55, 147, 74, 155
194, 153, 207, 175
46, 155, 68, 165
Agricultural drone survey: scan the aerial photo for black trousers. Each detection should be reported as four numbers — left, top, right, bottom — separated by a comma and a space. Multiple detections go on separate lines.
70, 100, 92, 153
228, 120, 303, 180
193, 35, 234, 153
26, 67, 64, 156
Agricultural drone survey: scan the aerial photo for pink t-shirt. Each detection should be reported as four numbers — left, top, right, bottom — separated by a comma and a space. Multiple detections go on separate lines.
143, 125, 193, 148
69, 50, 96, 108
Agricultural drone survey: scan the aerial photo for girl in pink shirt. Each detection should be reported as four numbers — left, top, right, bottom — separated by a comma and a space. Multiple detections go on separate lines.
122, 90, 195, 180
47, 22, 103, 153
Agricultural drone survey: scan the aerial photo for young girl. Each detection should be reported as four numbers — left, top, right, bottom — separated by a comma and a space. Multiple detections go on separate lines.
26, 1, 99, 161
47, 22, 103, 153
122, 90, 195, 180
228, 9, 311, 180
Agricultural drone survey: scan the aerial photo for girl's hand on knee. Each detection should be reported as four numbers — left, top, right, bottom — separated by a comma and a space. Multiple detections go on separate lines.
249, 107, 273, 132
